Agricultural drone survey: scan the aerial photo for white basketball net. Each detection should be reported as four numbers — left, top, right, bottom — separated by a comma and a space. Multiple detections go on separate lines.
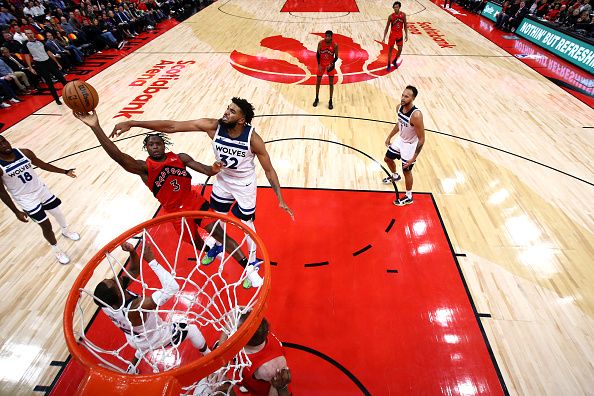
71, 215, 266, 395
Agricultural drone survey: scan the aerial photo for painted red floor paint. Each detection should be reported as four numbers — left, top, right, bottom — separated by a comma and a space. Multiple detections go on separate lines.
0, 19, 179, 133
281, 0, 359, 13
432, 2, 593, 107
230, 33, 400, 85
49, 188, 505, 395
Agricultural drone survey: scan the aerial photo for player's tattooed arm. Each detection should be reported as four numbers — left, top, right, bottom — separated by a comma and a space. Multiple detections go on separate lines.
178, 153, 223, 176
251, 132, 294, 220
21, 149, 76, 177
111, 118, 219, 139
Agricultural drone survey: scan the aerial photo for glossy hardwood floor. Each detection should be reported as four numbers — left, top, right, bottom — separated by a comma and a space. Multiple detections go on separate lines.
0, 0, 593, 394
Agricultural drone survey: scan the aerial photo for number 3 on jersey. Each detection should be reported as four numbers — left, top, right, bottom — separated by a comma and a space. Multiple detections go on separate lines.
219, 154, 238, 169
170, 179, 180, 191
17, 172, 33, 184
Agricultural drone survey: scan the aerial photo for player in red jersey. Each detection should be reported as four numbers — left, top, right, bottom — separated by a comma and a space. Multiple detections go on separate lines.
383, 1, 409, 70
216, 313, 292, 395
75, 111, 256, 270
313, 30, 339, 110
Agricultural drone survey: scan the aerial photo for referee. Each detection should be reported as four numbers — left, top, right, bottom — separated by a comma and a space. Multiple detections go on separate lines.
23, 29, 67, 105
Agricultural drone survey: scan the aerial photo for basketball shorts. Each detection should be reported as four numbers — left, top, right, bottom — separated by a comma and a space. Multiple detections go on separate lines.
159, 190, 213, 239
15, 185, 61, 223
388, 33, 404, 48
210, 174, 257, 221
317, 63, 337, 77
385, 136, 418, 171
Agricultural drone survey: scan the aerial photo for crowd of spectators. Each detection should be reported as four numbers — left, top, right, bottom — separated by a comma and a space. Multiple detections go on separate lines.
457, 0, 593, 38
0, 0, 211, 108
496, 0, 592, 36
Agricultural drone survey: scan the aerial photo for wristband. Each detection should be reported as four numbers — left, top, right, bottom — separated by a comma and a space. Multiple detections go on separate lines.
64, 169, 69, 174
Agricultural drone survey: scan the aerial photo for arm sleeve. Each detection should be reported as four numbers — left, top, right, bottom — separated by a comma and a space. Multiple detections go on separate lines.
148, 259, 180, 306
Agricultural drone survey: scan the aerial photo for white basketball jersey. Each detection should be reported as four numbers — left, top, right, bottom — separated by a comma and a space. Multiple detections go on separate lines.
212, 123, 256, 181
397, 105, 421, 144
102, 293, 171, 352
0, 149, 44, 197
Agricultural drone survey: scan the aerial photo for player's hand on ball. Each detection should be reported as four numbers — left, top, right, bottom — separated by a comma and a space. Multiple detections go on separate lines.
110, 121, 132, 138
212, 161, 224, 174
74, 110, 99, 128
279, 201, 294, 221
15, 211, 29, 222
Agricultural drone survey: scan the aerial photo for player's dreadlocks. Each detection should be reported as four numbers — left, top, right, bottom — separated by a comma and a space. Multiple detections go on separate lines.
142, 132, 173, 151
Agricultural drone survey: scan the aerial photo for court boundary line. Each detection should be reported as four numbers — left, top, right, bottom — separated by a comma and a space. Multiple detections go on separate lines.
39, 186, 506, 395
255, 115, 594, 187
429, 192, 510, 395
37, 116, 592, 188
214, 0, 427, 23
35, 210, 158, 395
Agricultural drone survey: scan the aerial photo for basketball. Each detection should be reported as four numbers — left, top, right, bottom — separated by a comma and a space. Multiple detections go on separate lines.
62, 80, 99, 113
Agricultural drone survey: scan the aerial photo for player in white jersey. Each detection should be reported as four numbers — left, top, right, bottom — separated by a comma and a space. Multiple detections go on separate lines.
0, 135, 79, 264
382, 85, 425, 206
111, 97, 294, 287
93, 242, 210, 373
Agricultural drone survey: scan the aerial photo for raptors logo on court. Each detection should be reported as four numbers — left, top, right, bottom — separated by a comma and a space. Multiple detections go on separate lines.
230, 33, 400, 85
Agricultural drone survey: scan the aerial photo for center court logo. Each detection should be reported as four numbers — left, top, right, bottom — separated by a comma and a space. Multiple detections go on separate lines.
230, 33, 397, 85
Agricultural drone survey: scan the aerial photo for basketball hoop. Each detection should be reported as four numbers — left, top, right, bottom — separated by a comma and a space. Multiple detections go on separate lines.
63, 211, 270, 395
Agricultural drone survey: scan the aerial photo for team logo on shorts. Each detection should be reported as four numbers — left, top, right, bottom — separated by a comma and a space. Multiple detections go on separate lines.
230, 33, 398, 85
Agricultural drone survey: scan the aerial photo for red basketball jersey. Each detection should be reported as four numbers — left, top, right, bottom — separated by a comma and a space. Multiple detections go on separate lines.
319, 40, 336, 65
145, 152, 193, 211
390, 12, 405, 34
240, 333, 288, 395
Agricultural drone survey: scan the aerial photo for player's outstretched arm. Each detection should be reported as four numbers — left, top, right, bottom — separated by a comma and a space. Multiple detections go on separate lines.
178, 153, 223, 176
140, 247, 179, 311
127, 244, 178, 324
0, 177, 28, 222
21, 148, 76, 177
251, 132, 294, 220
110, 118, 219, 139
75, 111, 147, 176
121, 242, 142, 279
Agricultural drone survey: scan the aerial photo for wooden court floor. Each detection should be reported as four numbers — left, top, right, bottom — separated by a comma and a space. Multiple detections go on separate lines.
0, 0, 592, 394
